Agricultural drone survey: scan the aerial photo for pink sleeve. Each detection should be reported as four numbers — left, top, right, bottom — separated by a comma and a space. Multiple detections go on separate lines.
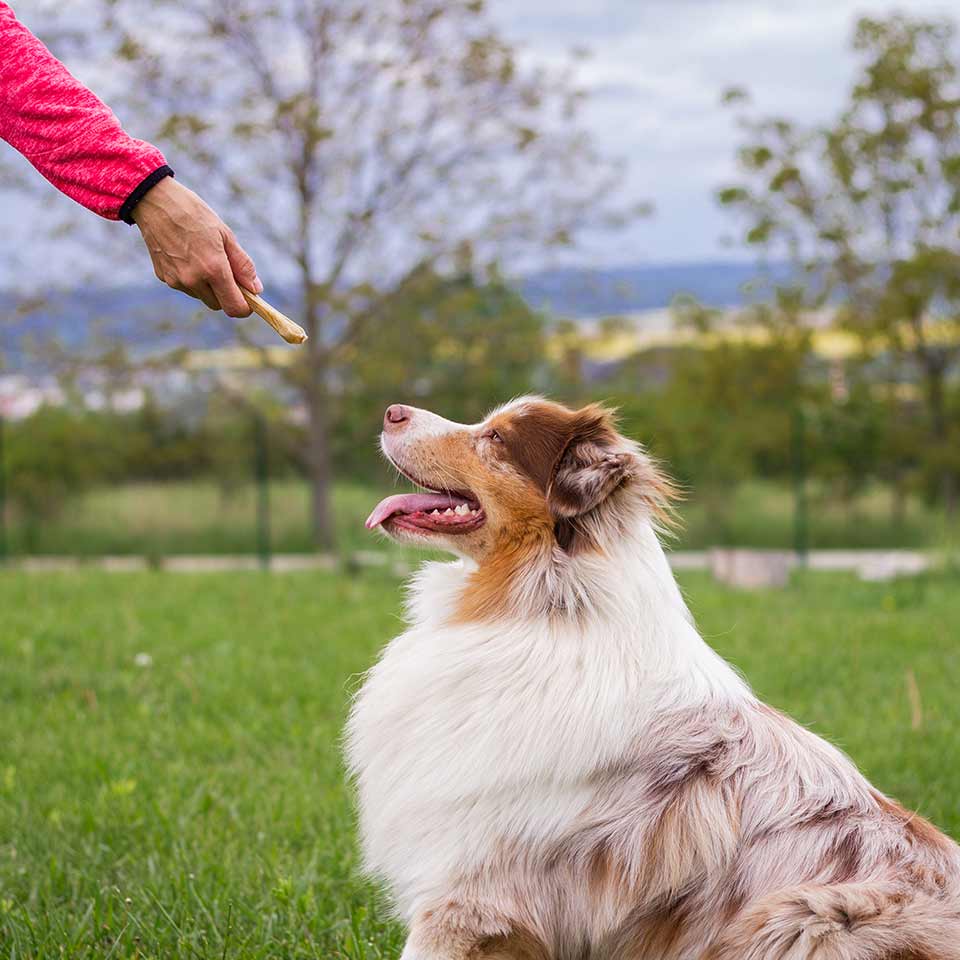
0, 1, 171, 221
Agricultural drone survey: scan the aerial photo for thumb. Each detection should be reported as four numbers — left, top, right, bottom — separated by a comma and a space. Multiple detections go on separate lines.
222, 230, 262, 294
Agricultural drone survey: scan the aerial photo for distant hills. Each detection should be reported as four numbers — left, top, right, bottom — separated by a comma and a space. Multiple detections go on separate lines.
0, 284, 297, 371
2, 261, 791, 370
521, 261, 793, 317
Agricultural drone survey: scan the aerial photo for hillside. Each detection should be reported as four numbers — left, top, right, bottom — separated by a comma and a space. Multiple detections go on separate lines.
1, 261, 787, 370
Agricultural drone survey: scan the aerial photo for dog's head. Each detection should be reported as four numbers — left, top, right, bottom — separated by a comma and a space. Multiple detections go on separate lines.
366, 397, 676, 565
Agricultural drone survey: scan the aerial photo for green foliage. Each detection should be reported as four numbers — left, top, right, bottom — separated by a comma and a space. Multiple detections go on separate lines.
335, 265, 545, 477
812, 385, 886, 502
0, 393, 310, 552
114, 401, 214, 483
718, 12, 960, 514
613, 299, 811, 488
3, 408, 113, 531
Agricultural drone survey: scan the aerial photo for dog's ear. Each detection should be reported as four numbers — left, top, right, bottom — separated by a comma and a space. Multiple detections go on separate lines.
547, 407, 633, 519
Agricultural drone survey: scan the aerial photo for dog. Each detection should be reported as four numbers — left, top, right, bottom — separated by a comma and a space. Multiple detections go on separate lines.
346, 397, 960, 959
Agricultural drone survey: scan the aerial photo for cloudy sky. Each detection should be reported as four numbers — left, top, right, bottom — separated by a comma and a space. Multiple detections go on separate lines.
2, 0, 959, 285
488, 0, 958, 265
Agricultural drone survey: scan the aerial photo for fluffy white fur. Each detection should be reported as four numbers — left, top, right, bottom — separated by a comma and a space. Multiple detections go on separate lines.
346, 520, 749, 921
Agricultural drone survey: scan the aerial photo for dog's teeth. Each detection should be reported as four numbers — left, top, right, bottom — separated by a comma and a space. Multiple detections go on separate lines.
456, 503, 469, 515
431, 510, 440, 516
445, 508, 454, 516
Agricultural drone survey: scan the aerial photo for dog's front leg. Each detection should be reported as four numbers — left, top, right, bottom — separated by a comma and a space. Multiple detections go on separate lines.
400, 900, 547, 960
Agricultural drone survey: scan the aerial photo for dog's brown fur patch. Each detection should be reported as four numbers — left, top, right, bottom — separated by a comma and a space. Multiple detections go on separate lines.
447, 400, 678, 622
471, 929, 551, 960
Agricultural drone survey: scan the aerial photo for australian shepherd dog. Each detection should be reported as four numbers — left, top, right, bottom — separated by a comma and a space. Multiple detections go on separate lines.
346, 398, 960, 959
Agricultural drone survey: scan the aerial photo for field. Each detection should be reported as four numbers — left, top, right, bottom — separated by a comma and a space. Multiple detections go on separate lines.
5, 478, 959, 557
1, 568, 958, 958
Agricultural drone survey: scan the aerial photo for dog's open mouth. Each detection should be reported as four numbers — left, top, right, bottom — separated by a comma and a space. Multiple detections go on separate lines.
367, 449, 486, 536
366, 491, 485, 535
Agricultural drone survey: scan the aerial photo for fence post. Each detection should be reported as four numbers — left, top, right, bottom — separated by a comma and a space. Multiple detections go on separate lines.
253, 413, 271, 571
792, 405, 808, 567
0, 412, 6, 565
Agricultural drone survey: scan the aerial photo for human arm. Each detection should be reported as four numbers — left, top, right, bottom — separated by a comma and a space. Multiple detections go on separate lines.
0, 2, 259, 315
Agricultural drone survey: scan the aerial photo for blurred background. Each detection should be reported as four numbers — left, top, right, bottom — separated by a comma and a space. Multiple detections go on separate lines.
2, 0, 959, 564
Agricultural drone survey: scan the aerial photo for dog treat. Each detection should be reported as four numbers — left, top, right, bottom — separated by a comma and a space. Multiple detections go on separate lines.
241, 289, 308, 344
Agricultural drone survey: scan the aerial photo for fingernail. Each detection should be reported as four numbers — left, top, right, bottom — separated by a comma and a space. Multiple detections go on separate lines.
253, 275, 264, 294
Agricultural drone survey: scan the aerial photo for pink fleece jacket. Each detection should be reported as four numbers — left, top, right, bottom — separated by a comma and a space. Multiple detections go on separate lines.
0, 1, 171, 222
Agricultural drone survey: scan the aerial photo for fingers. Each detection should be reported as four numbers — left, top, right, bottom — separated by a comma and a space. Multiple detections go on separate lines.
223, 230, 262, 295
191, 280, 221, 312
163, 250, 252, 317
206, 256, 252, 318
164, 269, 220, 311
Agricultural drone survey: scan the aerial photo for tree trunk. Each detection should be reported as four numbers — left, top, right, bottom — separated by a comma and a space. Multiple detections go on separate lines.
890, 471, 907, 528
925, 356, 948, 441
943, 471, 958, 521
307, 371, 335, 549
302, 277, 335, 550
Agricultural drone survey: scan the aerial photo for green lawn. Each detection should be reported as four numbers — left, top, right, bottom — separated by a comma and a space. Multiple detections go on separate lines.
3, 482, 392, 559
0, 569, 958, 958
4, 477, 959, 557
680, 479, 960, 550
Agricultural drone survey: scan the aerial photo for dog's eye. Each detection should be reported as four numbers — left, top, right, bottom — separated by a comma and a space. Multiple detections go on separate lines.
484, 429, 503, 443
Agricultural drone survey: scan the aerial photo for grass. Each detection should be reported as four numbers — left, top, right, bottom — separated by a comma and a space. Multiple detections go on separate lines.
4, 478, 959, 557
680, 479, 960, 551
3, 482, 389, 559
0, 567, 958, 958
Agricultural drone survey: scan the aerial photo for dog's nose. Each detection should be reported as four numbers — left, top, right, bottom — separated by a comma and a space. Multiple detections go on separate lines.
384, 404, 411, 431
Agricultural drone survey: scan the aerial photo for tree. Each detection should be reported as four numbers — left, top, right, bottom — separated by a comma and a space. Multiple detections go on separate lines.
52, 0, 632, 547
2, 407, 112, 549
335, 262, 545, 476
719, 14, 960, 514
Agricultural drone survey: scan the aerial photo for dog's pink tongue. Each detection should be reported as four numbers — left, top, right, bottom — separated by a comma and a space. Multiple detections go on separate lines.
365, 493, 460, 529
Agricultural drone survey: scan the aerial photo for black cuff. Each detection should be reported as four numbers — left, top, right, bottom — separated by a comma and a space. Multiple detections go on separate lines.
119, 165, 175, 224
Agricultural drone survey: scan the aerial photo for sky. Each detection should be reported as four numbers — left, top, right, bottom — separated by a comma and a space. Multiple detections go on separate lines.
487, 0, 959, 266
2, 0, 959, 285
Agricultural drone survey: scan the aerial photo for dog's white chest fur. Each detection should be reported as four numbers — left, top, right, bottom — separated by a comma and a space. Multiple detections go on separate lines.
346, 553, 746, 919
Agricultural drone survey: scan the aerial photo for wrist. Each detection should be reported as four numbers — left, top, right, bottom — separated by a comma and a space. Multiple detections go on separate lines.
122, 165, 176, 225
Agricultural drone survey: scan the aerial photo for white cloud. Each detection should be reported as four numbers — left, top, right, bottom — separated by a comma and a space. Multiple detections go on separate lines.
489, 0, 960, 264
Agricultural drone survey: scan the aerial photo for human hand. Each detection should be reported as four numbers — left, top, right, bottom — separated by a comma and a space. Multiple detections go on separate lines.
131, 177, 262, 317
